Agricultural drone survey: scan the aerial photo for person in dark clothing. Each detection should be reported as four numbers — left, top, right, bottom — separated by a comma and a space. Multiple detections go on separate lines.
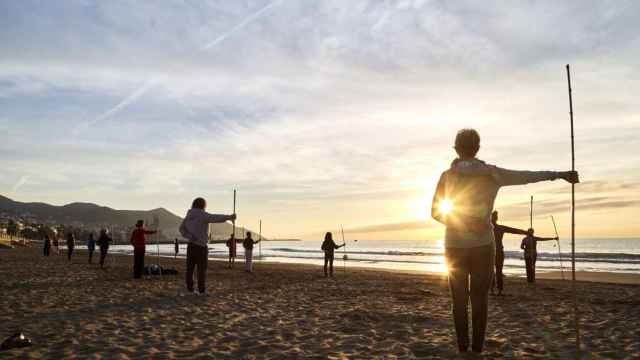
491, 211, 528, 295
179, 197, 236, 294
226, 234, 240, 268
521, 228, 558, 283
130, 220, 157, 279
43, 235, 51, 256
97, 229, 112, 269
52, 236, 59, 255
243, 232, 261, 273
87, 233, 96, 264
321, 232, 344, 278
174, 238, 179, 258
66, 232, 75, 261
431, 128, 579, 354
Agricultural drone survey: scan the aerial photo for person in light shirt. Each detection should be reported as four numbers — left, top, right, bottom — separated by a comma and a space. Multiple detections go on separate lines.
431, 128, 578, 354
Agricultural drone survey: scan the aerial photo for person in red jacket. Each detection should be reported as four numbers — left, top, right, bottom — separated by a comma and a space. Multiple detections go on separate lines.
130, 220, 157, 279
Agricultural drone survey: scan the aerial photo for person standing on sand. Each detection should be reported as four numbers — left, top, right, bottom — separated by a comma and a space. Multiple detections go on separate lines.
491, 211, 528, 296
87, 233, 96, 264
130, 220, 157, 279
520, 228, 558, 283
431, 128, 578, 354
66, 232, 75, 261
226, 234, 240, 268
43, 235, 51, 257
174, 238, 179, 258
242, 232, 261, 273
97, 229, 112, 269
321, 232, 344, 278
52, 236, 59, 255
179, 197, 236, 294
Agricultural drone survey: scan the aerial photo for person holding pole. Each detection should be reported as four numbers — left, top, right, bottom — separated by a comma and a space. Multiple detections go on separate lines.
242, 231, 261, 273
490, 211, 528, 296
520, 228, 558, 283
130, 220, 157, 279
431, 128, 578, 354
321, 232, 344, 278
179, 197, 236, 294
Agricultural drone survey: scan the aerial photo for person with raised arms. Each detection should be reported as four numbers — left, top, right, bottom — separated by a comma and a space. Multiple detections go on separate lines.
321, 232, 344, 278
431, 128, 578, 354
130, 220, 156, 279
242, 232, 261, 273
179, 197, 236, 294
490, 210, 529, 296
520, 228, 558, 283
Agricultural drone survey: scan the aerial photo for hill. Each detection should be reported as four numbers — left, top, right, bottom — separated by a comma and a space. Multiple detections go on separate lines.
0, 195, 256, 241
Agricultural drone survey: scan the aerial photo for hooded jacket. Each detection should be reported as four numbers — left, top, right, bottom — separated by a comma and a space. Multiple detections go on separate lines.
179, 208, 231, 247
432, 158, 559, 249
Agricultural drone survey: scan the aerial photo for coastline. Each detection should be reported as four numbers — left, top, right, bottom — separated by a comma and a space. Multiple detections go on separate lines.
1, 247, 639, 358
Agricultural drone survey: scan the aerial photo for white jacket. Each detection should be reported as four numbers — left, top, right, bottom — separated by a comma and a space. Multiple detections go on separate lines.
179, 208, 231, 247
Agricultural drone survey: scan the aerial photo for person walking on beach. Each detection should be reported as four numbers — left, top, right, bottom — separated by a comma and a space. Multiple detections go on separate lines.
174, 238, 179, 258
97, 229, 112, 269
43, 235, 51, 257
130, 220, 157, 279
87, 233, 96, 264
491, 211, 528, 296
226, 234, 240, 268
179, 197, 236, 294
431, 128, 579, 354
520, 228, 558, 283
66, 232, 75, 261
242, 232, 261, 273
321, 232, 344, 278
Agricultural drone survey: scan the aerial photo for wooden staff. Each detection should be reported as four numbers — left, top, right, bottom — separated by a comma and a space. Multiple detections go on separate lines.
259, 220, 262, 259
232, 189, 237, 238
530, 195, 533, 229
341, 226, 346, 274
551, 215, 564, 280
566, 64, 580, 357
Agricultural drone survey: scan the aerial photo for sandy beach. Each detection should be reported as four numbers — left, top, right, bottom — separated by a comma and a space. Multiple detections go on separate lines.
1, 247, 639, 359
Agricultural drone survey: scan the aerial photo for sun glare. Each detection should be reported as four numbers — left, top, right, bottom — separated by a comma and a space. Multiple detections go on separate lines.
438, 199, 454, 215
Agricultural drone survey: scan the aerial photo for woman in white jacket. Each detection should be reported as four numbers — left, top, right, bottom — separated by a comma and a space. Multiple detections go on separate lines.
179, 197, 236, 294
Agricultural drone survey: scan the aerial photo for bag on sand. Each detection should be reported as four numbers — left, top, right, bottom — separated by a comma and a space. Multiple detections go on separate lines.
1, 332, 32, 351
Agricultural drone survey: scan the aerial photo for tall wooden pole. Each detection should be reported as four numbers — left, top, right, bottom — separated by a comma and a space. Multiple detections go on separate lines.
341, 226, 346, 275
259, 220, 262, 259
232, 189, 237, 238
530, 196, 533, 229
566, 64, 580, 357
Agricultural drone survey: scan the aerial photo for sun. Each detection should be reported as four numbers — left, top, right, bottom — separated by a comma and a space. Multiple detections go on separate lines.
438, 199, 454, 216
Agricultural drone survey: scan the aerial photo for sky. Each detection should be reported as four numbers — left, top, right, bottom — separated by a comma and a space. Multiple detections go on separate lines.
1, 0, 639, 240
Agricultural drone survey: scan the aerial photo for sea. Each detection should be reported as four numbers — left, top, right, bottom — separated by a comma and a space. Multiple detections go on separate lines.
106, 238, 640, 276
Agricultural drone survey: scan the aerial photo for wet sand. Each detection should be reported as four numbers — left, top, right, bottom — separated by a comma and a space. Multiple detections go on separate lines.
1, 247, 639, 359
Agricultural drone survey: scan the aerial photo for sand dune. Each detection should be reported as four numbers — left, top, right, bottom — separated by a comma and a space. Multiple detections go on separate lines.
1, 247, 638, 359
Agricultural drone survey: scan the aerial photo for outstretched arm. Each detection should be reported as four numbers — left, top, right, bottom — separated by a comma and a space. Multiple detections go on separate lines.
495, 224, 528, 236
144, 230, 157, 235
206, 213, 236, 224
534, 236, 559, 242
494, 168, 579, 187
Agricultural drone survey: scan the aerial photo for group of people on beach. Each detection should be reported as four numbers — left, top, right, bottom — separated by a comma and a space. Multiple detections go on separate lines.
37, 128, 579, 354
42, 229, 113, 268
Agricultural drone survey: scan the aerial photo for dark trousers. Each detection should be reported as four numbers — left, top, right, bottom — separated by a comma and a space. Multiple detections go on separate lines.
525, 254, 537, 283
133, 248, 145, 278
186, 244, 208, 293
88, 249, 94, 263
445, 244, 495, 353
492, 250, 505, 292
99, 247, 108, 267
324, 252, 334, 277
67, 246, 74, 261
44, 246, 50, 256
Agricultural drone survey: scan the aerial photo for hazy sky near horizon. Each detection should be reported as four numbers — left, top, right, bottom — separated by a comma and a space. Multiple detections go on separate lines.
1, 0, 639, 240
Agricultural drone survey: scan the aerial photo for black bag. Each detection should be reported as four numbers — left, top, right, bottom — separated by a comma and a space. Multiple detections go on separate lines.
1, 332, 32, 351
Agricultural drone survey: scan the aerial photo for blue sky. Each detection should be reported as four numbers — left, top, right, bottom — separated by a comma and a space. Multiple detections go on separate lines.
1, 0, 639, 239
